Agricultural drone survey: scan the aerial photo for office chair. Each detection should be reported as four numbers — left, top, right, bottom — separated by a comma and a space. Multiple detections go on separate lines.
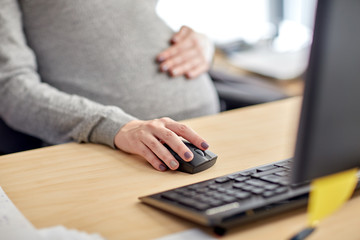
0, 118, 43, 154
209, 69, 289, 111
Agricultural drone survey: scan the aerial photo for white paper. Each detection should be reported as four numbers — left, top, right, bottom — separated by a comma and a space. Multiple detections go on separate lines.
0, 187, 43, 240
0, 187, 106, 240
155, 228, 217, 240
38, 225, 105, 240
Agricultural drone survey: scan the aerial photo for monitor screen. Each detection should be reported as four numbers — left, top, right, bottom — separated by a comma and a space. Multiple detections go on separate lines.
292, 0, 360, 183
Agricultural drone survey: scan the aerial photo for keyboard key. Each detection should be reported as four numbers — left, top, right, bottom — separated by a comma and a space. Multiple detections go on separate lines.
209, 184, 221, 190
187, 182, 209, 190
174, 188, 188, 194
182, 191, 197, 198
227, 173, 241, 180
275, 171, 289, 177
239, 170, 256, 176
275, 187, 288, 194
193, 202, 210, 211
279, 179, 290, 185
232, 182, 246, 189
260, 174, 289, 185
264, 183, 279, 190
281, 164, 292, 169
178, 198, 198, 207
245, 179, 269, 188
212, 192, 225, 199
207, 199, 223, 207
161, 192, 181, 201
251, 187, 265, 195
241, 184, 256, 191
205, 191, 218, 198
225, 189, 237, 195
215, 177, 230, 184
252, 167, 286, 178
234, 191, 251, 199
217, 187, 228, 193
256, 165, 277, 172
193, 195, 210, 202
195, 188, 208, 194
234, 176, 250, 182
262, 191, 277, 198
219, 195, 237, 203
274, 160, 292, 167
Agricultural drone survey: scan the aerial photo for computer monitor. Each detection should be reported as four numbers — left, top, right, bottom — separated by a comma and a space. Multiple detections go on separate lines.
292, 0, 360, 183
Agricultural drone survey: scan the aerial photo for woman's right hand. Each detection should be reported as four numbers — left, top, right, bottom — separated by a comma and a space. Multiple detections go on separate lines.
114, 117, 210, 171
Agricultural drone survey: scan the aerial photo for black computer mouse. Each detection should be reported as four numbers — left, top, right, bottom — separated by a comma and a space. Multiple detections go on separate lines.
164, 141, 217, 174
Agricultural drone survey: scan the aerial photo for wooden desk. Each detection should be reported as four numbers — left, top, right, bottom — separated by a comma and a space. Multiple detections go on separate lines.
0, 97, 359, 240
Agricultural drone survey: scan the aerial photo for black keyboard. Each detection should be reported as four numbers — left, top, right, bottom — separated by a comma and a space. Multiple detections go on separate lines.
139, 159, 360, 230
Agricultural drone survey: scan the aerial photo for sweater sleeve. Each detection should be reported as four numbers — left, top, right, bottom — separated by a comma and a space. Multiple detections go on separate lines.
0, 0, 137, 148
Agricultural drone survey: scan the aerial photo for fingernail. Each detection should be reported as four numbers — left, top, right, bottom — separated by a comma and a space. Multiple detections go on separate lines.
170, 160, 178, 169
201, 142, 209, 149
171, 37, 178, 43
157, 56, 165, 62
159, 164, 167, 171
171, 69, 177, 75
161, 64, 168, 71
184, 151, 192, 160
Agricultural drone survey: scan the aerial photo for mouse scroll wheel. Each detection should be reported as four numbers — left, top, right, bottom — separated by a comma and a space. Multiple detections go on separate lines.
194, 149, 205, 156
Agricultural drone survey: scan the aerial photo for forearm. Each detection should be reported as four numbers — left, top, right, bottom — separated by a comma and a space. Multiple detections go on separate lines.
0, 70, 136, 147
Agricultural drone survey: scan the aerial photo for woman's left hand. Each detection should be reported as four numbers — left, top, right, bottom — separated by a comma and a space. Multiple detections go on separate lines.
156, 26, 214, 79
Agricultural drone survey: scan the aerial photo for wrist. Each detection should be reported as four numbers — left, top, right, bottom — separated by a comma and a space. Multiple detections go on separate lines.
113, 119, 143, 149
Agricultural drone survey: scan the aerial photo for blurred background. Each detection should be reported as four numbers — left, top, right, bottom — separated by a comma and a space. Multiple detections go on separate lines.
156, 0, 317, 110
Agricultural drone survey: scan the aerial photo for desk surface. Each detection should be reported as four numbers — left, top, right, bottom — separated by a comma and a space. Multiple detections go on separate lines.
1, 97, 359, 240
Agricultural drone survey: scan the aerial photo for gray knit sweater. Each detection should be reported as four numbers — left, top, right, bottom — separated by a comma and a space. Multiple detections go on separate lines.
0, 0, 220, 148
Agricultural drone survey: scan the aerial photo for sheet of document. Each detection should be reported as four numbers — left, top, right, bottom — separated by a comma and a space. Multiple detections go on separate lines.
0, 187, 43, 240
0, 186, 105, 240
38, 225, 105, 240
